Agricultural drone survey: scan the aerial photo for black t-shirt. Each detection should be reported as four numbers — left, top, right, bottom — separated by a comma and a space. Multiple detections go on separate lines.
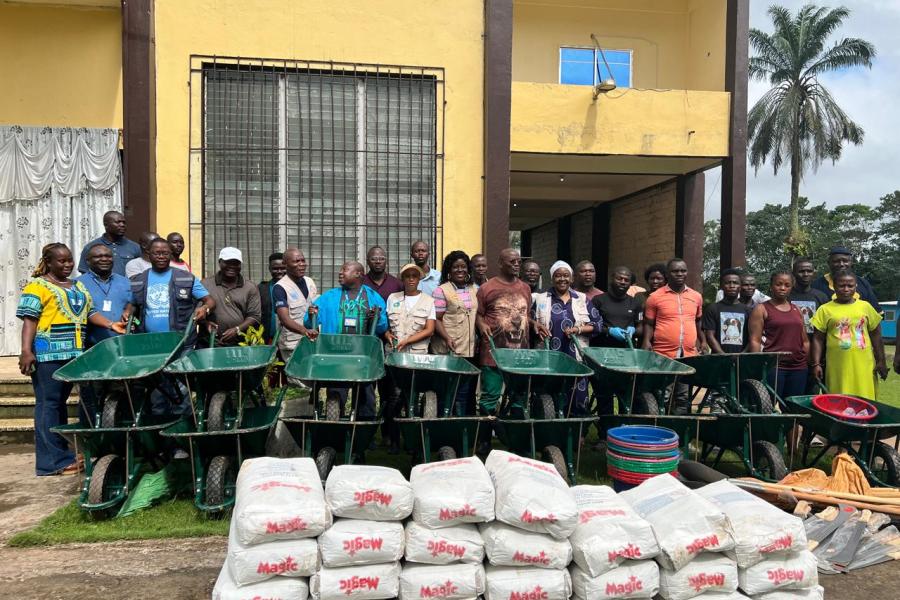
591, 293, 640, 348
701, 300, 751, 354
789, 287, 830, 335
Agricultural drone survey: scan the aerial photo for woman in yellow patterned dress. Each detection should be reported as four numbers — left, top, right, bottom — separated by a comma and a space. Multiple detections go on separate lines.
17, 243, 125, 476
810, 270, 888, 400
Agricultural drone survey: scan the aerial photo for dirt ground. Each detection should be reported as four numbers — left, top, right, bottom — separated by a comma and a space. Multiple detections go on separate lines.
0, 444, 897, 599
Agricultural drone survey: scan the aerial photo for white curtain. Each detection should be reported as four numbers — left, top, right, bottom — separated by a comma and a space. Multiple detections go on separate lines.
0, 126, 123, 356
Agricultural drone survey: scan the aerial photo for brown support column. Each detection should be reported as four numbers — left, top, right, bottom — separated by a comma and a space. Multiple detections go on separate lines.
121, 0, 155, 238
483, 0, 513, 274
721, 0, 749, 270
676, 172, 705, 292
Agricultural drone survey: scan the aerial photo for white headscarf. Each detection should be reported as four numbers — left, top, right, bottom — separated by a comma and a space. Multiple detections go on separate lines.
549, 260, 572, 278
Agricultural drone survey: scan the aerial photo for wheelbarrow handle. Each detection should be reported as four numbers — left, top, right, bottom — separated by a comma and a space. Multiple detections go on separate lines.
814, 378, 828, 394
271, 324, 282, 346
367, 306, 382, 336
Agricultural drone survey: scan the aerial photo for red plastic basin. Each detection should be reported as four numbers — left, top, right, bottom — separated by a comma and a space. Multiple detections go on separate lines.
812, 394, 878, 422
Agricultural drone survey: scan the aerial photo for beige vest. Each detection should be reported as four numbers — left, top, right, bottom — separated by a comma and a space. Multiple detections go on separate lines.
386, 291, 434, 354
275, 275, 318, 353
430, 282, 478, 357
533, 290, 591, 358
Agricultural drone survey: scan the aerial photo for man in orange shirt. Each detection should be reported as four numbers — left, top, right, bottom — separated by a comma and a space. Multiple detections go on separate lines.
641, 258, 706, 414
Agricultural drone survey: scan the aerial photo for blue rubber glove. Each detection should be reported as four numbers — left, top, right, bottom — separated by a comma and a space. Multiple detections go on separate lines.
608, 327, 627, 341
625, 326, 636, 339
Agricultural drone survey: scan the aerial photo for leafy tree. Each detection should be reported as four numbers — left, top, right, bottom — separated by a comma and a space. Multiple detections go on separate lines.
748, 5, 875, 254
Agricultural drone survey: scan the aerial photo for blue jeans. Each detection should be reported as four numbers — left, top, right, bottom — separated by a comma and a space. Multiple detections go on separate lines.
767, 368, 807, 401
31, 360, 76, 475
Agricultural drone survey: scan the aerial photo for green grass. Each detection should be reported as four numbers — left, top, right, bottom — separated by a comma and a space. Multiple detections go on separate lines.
7, 498, 229, 547
878, 347, 900, 408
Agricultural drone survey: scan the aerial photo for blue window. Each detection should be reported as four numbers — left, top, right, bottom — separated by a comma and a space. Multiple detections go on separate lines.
559, 47, 632, 87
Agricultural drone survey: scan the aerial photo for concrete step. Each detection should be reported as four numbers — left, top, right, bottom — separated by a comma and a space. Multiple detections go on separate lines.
0, 416, 78, 444
0, 396, 80, 420
0, 378, 34, 396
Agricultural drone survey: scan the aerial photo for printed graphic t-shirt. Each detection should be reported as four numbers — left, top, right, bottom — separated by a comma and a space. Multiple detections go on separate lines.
475, 277, 533, 367
143, 268, 209, 333
702, 300, 751, 354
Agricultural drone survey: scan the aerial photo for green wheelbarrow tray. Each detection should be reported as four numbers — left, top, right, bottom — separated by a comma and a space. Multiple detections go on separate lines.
396, 416, 494, 460
494, 417, 595, 484
161, 402, 281, 512
785, 394, 900, 486
578, 344, 695, 392
385, 352, 481, 417
51, 415, 185, 513
279, 416, 383, 479
284, 333, 386, 385
165, 342, 279, 431
678, 352, 783, 388
489, 338, 593, 418
53, 330, 188, 383
695, 412, 809, 482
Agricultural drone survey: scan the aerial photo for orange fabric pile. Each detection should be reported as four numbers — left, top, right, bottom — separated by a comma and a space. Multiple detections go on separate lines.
779, 452, 871, 496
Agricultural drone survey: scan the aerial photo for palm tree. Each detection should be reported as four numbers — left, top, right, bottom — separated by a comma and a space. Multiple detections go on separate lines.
748, 4, 874, 253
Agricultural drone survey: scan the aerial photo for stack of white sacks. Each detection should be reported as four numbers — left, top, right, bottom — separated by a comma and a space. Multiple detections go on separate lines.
212, 454, 823, 600
212, 457, 331, 600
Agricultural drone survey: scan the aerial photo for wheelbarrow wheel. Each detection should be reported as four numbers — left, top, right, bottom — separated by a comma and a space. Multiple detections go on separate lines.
100, 393, 123, 428
315, 447, 337, 481
206, 455, 236, 511
88, 454, 124, 519
437, 446, 457, 461
870, 442, 900, 486
325, 393, 342, 421
539, 394, 556, 420
740, 379, 773, 414
632, 392, 660, 416
542, 445, 570, 485
752, 440, 788, 481
422, 391, 438, 419
207, 392, 232, 431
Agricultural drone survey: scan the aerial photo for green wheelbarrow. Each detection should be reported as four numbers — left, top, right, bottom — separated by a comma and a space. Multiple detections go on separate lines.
52, 415, 184, 518
494, 416, 595, 484
785, 390, 900, 486
676, 352, 808, 481
386, 350, 486, 462
573, 337, 696, 415
280, 314, 386, 480
50, 320, 195, 517
489, 337, 594, 419
160, 335, 281, 513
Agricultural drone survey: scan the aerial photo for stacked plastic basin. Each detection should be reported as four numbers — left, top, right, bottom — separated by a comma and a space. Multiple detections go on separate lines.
606, 425, 680, 492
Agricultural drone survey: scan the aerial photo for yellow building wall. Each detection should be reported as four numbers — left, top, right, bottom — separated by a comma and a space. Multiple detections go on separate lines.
154, 0, 485, 267
0, 5, 122, 128
510, 82, 730, 157
512, 0, 726, 91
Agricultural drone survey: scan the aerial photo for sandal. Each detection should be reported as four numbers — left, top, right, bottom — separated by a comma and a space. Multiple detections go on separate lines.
58, 462, 82, 475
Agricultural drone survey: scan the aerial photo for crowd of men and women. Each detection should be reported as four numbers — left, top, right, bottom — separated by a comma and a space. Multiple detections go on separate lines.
16, 210, 900, 475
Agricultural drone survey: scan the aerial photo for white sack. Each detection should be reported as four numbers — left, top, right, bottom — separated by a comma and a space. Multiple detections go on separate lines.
570, 561, 659, 599
480, 521, 573, 569
405, 521, 485, 565
318, 519, 405, 567
484, 565, 572, 600
227, 517, 318, 586
399, 563, 486, 600
410, 456, 495, 528
311, 562, 401, 600
234, 457, 331, 546
619, 475, 734, 571
213, 561, 309, 600
753, 585, 824, 600
737, 551, 818, 595
658, 554, 739, 600
696, 481, 807, 568
485, 450, 577, 539
569, 484, 660, 576
325, 464, 414, 521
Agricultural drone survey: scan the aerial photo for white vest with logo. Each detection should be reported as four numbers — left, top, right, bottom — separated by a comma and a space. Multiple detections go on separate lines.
275, 275, 318, 353
386, 291, 434, 354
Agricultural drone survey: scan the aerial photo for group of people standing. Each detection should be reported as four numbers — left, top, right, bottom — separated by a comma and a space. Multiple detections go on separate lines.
15, 207, 900, 474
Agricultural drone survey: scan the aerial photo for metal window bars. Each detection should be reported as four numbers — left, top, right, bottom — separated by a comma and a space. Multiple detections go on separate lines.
189, 56, 445, 286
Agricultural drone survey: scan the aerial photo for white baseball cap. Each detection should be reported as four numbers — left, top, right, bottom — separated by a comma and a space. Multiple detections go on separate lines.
219, 247, 243, 263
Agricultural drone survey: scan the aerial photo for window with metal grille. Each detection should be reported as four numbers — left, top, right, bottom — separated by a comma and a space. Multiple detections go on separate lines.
192, 58, 444, 287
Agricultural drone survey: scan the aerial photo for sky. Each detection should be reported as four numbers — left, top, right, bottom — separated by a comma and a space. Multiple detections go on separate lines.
704, 0, 899, 220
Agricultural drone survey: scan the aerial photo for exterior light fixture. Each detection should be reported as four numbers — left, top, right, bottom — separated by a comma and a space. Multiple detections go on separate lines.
590, 34, 618, 99
559, 175, 565, 183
